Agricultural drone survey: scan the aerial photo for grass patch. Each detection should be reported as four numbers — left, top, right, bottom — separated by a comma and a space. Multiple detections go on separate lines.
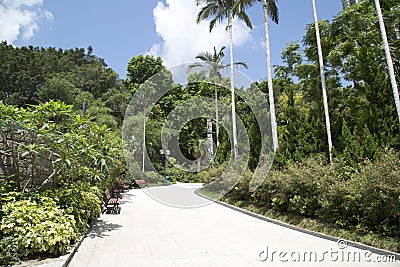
198, 187, 225, 200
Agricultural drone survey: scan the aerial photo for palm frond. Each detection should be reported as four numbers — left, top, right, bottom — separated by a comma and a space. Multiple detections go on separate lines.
209, 18, 218, 31
265, 0, 279, 24
237, 10, 253, 29
227, 61, 248, 69
233, 0, 258, 13
234, 61, 248, 69
233, 0, 279, 25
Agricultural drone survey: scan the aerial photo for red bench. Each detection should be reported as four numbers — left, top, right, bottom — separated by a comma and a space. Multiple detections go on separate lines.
117, 180, 129, 192
135, 179, 147, 188
103, 189, 121, 214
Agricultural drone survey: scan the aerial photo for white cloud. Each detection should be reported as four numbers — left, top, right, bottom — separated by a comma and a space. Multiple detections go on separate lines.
0, 0, 53, 43
149, 0, 253, 67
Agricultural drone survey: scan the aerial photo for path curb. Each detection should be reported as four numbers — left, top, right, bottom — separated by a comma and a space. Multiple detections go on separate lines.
195, 189, 400, 261
12, 211, 99, 267
61, 221, 96, 267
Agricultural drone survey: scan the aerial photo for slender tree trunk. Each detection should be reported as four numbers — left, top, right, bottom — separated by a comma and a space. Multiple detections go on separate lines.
312, 0, 333, 165
228, 12, 238, 158
374, 0, 400, 125
207, 118, 213, 159
262, 0, 278, 152
142, 108, 146, 172
215, 83, 219, 147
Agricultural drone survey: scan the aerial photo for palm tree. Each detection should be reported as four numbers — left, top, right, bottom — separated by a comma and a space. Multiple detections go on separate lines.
187, 46, 247, 149
311, 0, 333, 164
196, 0, 252, 158
234, 0, 279, 152
374, 0, 400, 124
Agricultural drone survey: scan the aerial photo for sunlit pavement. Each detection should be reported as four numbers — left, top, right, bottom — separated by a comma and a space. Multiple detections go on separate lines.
68, 184, 399, 267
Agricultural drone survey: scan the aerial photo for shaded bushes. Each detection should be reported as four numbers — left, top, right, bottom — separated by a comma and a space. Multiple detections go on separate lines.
223, 151, 400, 237
50, 183, 102, 234
317, 151, 400, 236
168, 167, 204, 183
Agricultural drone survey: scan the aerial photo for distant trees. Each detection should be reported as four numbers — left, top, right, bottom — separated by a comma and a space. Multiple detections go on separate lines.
0, 42, 126, 128
271, 0, 400, 167
1, 0, 399, 170
125, 54, 165, 93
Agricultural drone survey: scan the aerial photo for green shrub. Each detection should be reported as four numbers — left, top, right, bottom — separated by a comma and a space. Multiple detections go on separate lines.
0, 196, 76, 265
50, 183, 102, 234
198, 164, 226, 184
0, 100, 126, 191
251, 155, 333, 215
318, 150, 400, 236
225, 170, 252, 201
222, 151, 400, 237
144, 171, 163, 185
168, 167, 200, 183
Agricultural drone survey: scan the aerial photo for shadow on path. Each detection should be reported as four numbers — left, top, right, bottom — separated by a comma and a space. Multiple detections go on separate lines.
86, 219, 122, 239
120, 191, 135, 204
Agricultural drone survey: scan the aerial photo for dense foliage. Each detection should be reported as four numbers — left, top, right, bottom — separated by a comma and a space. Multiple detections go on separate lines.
0, 100, 125, 264
271, 0, 400, 167
0, 43, 130, 128
0, 183, 102, 265
0, 192, 76, 264
0, 0, 399, 262
221, 151, 400, 238
0, 100, 125, 191
49, 183, 102, 234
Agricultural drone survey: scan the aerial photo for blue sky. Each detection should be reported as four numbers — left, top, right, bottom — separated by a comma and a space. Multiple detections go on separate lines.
1, 0, 342, 82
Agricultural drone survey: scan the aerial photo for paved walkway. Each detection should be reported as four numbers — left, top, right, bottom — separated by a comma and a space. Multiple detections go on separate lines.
68, 184, 399, 267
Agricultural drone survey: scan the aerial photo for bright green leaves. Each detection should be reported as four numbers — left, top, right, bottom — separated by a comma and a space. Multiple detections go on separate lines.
0, 183, 102, 265
0, 100, 123, 191
0, 197, 77, 263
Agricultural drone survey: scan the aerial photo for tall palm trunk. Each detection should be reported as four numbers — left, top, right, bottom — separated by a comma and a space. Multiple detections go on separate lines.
215, 83, 219, 147
262, 0, 278, 152
228, 12, 238, 158
374, 0, 400, 124
207, 118, 213, 159
312, 0, 333, 164
142, 108, 146, 172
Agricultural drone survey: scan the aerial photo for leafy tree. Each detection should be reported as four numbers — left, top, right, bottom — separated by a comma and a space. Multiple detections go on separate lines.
274, 41, 302, 79
125, 54, 165, 93
102, 87, 131, 125
72, 90, 95, 114
36, 77, 78, 104
86, 99, 118, 129
328, 0, 400, 153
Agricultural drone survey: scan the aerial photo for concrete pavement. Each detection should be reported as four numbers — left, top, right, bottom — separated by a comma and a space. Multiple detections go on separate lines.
68, 184, 399, 267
